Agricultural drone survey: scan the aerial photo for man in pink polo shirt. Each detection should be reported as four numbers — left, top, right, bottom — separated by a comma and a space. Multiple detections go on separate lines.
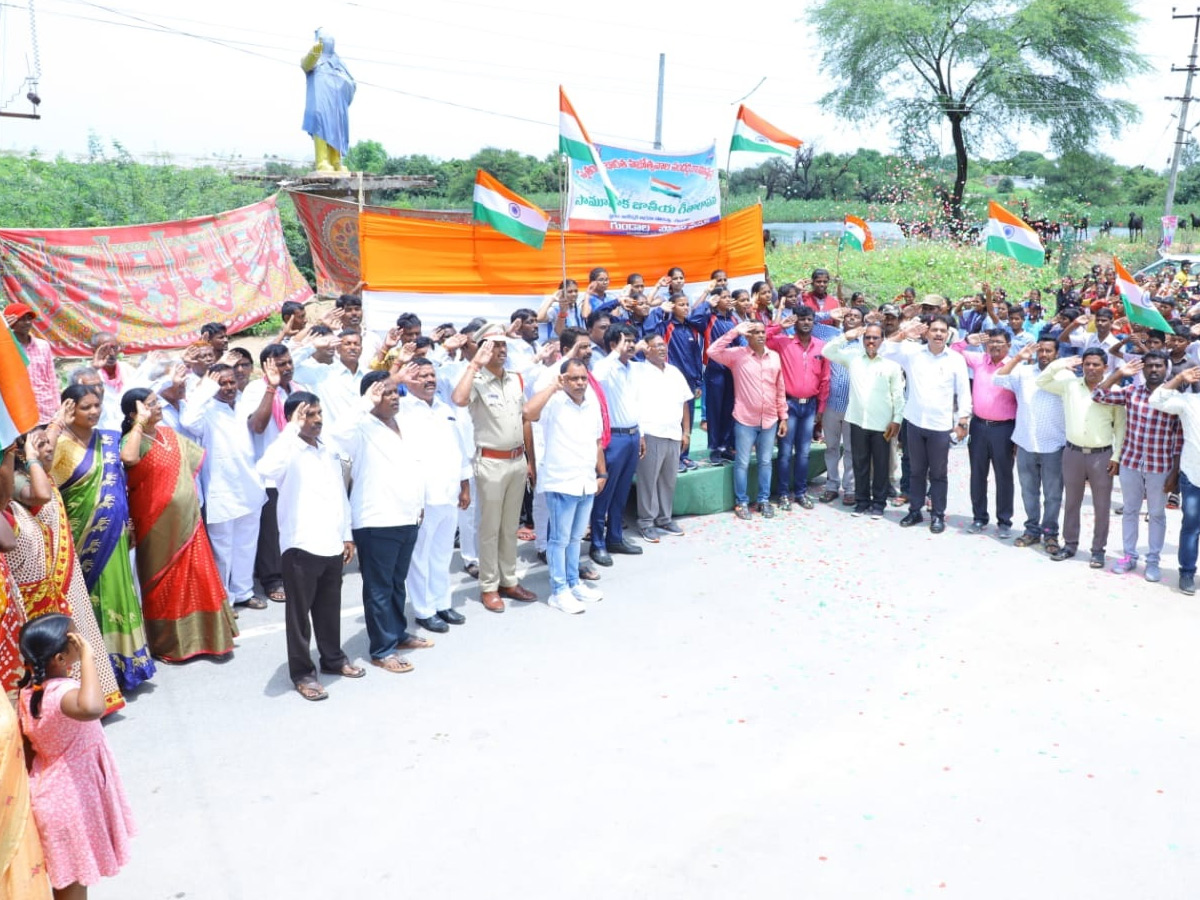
952, 327, 1019, 538
708, 320, 788, 520
4, 303, 58, 423
766, 306, 830, 510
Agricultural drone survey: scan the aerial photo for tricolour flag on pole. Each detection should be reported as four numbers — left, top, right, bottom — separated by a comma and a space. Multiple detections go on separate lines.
0, 317, 38, 448
840, 215, 874, 252
559, 87, 618, 213
472, 170, 550, 250
1114, 256, 1172, 332
982, 200, 1044, 267
730, 105, 802, 158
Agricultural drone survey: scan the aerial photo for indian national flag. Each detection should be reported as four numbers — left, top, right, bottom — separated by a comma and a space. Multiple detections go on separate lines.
649, 176, 682, 199
982, 200, 1044, 267
1114, 256, 1172, 332
730, 105, 802, 157
840, 215, 874, 252
473, 171, 550, 250
559, 87, 618, 213
0, 317, 38, 448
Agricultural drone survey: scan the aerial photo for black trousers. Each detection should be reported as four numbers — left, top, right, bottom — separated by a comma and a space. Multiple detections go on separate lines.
255, 487, 282, 594
968, 417, 1016, 526
850, 424, 891, 508
906, 422, 951, 516
281, 548, 347, 683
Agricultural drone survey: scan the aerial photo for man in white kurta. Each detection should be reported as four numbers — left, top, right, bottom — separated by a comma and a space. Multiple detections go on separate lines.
181, 364, 268, 609
401, 360, 472, 632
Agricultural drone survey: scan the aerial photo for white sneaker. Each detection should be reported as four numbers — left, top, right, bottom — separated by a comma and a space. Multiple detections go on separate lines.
548, 589, 586, 615
571, 582, 604, 603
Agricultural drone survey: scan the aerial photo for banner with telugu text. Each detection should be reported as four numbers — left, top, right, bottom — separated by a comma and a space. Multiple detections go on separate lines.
0, 196, 312, 356
566, 141, 721, 234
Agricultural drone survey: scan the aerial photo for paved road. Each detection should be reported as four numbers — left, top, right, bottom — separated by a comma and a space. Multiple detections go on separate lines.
94, 464, 1200, 900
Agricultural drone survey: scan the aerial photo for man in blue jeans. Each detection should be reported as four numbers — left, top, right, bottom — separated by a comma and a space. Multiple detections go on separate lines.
589, 325, 645, 566
523, 357, 606, 613
708, 321, 788, 519
1150, 366, 1200, 594
767, 306, 829, 510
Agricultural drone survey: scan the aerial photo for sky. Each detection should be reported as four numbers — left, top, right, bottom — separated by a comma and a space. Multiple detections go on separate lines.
0, 0, 1183, 173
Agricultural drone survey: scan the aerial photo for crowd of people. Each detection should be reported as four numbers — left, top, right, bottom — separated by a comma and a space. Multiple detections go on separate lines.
4, 255, 1200, 895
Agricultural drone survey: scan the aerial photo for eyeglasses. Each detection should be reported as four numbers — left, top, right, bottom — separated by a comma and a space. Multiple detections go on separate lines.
862, 335, 883, 342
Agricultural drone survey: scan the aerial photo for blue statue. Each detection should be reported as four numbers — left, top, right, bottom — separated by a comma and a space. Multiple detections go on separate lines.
301, 28, 356, 173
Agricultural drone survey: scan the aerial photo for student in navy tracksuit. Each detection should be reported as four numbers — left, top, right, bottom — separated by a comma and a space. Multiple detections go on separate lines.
689, 290, 741, 464
659, 292, 703, 471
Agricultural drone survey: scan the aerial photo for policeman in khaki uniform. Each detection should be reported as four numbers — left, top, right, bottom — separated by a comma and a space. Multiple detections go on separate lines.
451, 323, 538, 612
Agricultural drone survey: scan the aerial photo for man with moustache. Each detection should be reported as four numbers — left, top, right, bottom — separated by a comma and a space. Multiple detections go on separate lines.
181, 363, 268, 611
952, 327, 1018, 538
240, 343, 310, 603
766, 306, 829, 510
882, 316, 972, 534
452, 323, 537, 612
1091, 352, 1183, 582
256, 392, 363, 701
1036, 349, 1126, 568
992, 335, 1067, 554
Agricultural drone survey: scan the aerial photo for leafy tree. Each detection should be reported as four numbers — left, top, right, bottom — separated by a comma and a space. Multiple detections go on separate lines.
808, 0, 1146, 224
344, 140, 388, 173
997, 176, 1014, 194
1042, 150, 1120, 204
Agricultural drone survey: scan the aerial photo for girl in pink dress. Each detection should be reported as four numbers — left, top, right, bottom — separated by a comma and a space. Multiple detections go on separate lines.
16, 614, 135, 898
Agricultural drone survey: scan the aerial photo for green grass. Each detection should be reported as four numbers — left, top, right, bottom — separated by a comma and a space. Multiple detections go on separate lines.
766, 236, 1165, 313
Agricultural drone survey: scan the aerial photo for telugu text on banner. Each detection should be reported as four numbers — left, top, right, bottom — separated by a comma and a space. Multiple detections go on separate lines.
565, 141, 721, 234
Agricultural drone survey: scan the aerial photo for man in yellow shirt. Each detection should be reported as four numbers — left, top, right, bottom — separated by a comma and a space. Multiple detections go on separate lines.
1036, 348, 1126, 568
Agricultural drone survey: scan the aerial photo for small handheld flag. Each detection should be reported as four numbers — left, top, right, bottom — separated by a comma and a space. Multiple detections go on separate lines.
982, 201, 1044, 268
1113, 257, 1172, 332
840, 215, 874, 252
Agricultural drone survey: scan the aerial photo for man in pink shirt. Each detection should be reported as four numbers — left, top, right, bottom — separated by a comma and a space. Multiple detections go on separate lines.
708, 321, 788, 520
952, 327, 1019, 537
766, 306, 830, 510
4, 303, 58, 423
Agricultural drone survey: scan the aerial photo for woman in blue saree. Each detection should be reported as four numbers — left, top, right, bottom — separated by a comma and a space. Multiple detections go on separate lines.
44, 385, 154, 691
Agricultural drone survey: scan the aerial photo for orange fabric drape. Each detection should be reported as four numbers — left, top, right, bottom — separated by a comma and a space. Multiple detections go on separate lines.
360, 205, 765, 294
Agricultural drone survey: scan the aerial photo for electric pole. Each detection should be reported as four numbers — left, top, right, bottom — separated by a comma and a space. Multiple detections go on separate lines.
654, 54, 665, 150
1165, 7, 1200, 217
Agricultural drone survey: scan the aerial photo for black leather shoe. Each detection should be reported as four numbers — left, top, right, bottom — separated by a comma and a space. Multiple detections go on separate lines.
1050, 547, 1076, 562
607, 539, 644, 555
899, 511, 924, 527
437, 608, 466, 625
416, 616, 450, 634
929, 516, 945, 534
590, 547, 614, 567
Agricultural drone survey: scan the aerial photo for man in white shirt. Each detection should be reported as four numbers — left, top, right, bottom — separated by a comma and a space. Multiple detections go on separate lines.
294, 328, 367, 427
992, 335, 1067, 554
336, 371, 434, 672
255, 392, 364, 702
523, 358, 605, 614
336, 293, 382, 362
1149, 366, 1200, 594
882, 315, 972, 534
590, 324, 645, 565
237, 344, 310, 603
181, 363, 268, 610
400, 359, 472, 633
635, 333, 693, 540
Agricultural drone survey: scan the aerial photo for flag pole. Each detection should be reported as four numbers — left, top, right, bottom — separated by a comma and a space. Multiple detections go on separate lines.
835, 216, 845, 303
559, 153, 569, 292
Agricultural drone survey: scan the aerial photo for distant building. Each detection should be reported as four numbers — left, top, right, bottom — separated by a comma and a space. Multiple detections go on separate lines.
983, 175, 1046, 190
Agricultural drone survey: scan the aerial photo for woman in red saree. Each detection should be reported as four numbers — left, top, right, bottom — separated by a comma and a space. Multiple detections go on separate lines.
119, 389, 237, 662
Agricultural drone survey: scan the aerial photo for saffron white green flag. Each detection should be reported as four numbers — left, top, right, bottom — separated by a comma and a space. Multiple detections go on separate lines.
982, 200, 1044, 267
473, 170, 549, 250
559, 86, 618, 213
1114, 256, 1172, 331
840, 215, 874, 252
730, 105, 802, 158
